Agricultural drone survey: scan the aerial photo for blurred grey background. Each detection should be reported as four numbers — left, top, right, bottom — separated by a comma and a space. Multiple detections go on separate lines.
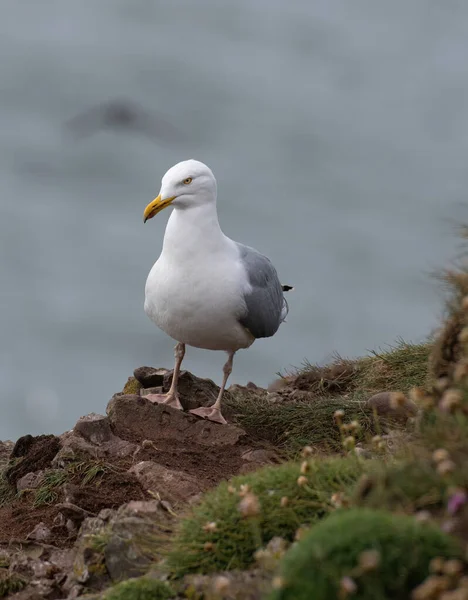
1, 0, 467, 440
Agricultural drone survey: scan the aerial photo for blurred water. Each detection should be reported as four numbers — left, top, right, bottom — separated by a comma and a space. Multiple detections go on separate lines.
1, 0, 467, 440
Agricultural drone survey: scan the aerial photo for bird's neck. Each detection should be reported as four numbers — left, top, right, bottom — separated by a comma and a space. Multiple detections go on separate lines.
161, 203, 228, 260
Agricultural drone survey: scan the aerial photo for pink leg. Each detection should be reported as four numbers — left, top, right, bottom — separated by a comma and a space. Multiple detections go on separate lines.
189, 351, 234, 425
143, 342, 185, 410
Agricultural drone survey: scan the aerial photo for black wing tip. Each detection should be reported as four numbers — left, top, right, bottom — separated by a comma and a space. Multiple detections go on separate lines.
282, 284, 294, 292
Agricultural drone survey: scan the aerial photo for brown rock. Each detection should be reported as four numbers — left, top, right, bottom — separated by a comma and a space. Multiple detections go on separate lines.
367, 391, 418, 422
162, 370, 226, 411
57, 414, 137, 461
55, 503, 96, 526
74, 413, 114, 444
129, 461, 205, 505
241, 449, 281, 464
107, 394, 246, 447
6, 435, 61, 487
26, 523, 51, 542
16, 471, 44, 492
133, 366, 168, 388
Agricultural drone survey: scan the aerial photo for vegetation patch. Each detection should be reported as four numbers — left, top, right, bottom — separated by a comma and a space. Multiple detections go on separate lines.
103, 577, 174, 600
269, 508, 462, 600
168, 456, 365, 576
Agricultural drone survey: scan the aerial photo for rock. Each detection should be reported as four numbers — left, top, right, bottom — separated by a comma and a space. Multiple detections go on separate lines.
55, 503, 96, 526
107, 395, 246, 448
182, 569, 272, 600
238, 449, 281, 475
367, 391, 418, 422
6, 436, 61, 487
133, 366, 168, 388
26, 523, 51, 542
16, 471, 43, 492
103, 500, 173, 582
162, 370, 226, 412
57, 414, 137, 461
241, 449, 281, 464
74, 414, 114, 444
129, 461, 205, 505
68, 499, 174, 590
63, 514, 111, 594
140, 386, 164, 396
136, 367, 233, 412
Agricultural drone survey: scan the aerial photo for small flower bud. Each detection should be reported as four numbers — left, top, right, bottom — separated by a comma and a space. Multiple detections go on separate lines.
297, 475, 308, 487
339, 576, 357, 596
300, 461, 309, 475
272, 576, 285, 590
442, 558, 463, 576
213, 576, 231, 594
437, 460, 456, 476
301, 445, 313, 457
334, 409, 345, 418
343, 436, 356, 450
203, 542, 214, 552
238, 484, 250, 497
202, 521, 218, 533
358, 550, 380, 572
280, 496, 289, 508
390, 392, 407, 409
440, 389, 463, 412
433, 448, 450, 463
238, 492, 260, 518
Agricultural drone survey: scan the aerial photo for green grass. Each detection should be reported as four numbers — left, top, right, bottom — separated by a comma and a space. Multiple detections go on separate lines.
33, 470, 68, 507
226, 341, 429, 454
269, 508, 462, 600
32, 460, 119, 507
103, 576, 173, 600
167, 456, 365, 577
226, 394, 373, 454
0, 571, 27, 598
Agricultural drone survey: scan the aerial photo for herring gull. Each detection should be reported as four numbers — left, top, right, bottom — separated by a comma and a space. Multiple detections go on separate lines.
142, 159, 290, 424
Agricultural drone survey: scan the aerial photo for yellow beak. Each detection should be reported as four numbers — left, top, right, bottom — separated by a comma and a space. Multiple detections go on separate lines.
143, 194, 176, 223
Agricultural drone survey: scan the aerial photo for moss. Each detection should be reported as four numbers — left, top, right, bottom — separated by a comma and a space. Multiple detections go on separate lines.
269, 508, 462, 600
0, 571, 27, 597
167, 456, 365, 576
122, 377, 142, 395
103, 576, 173, 600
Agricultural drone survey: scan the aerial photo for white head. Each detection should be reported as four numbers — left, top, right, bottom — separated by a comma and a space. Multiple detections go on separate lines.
143, 159, 217, 222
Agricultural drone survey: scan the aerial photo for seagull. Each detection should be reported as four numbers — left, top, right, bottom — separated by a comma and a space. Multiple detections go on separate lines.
142, 159, 290, 424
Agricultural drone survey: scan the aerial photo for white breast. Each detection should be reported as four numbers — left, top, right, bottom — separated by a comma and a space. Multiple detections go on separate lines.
144, 211, 254, 351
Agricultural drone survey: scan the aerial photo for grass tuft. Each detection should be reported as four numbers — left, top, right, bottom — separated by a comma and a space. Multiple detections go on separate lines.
167, 456, 365, 577
269, 508, 462, 600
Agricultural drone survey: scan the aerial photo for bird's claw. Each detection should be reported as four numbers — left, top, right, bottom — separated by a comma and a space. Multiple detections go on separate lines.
189, 406, 227, 425
143, 393, 183, 411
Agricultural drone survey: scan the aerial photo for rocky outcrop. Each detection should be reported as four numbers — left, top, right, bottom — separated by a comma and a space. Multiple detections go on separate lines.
0, 368, 281, 598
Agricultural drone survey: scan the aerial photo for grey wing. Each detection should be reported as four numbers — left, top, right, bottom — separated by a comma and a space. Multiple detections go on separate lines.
237, 243, 288, 339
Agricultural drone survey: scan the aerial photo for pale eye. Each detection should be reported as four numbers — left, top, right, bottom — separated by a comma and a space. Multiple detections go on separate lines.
183, 177, 193, 185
